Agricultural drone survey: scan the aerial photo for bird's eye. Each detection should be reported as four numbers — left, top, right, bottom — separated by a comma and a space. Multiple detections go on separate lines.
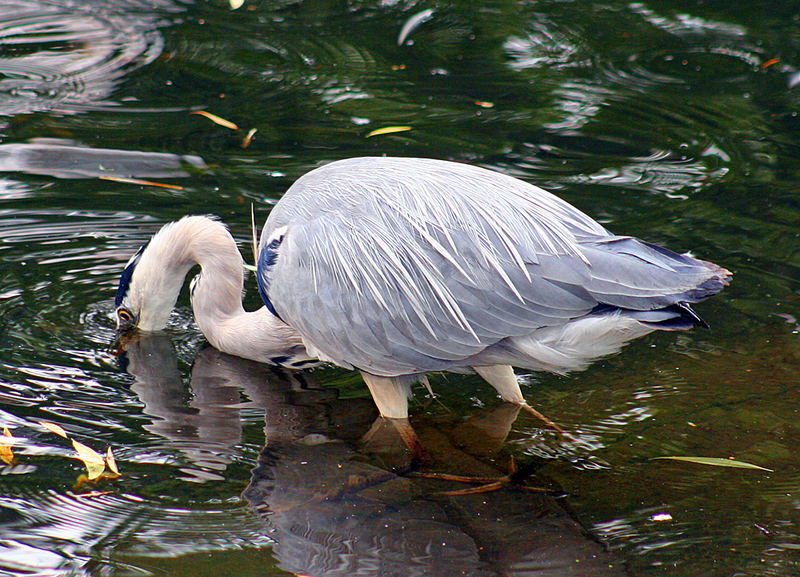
117, 307, 134, 324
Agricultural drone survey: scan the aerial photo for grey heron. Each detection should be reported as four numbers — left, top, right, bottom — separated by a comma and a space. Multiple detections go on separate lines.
115, 157, 730, 425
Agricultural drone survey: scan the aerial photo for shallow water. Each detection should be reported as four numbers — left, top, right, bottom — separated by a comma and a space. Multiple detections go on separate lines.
0, 1, 799, 575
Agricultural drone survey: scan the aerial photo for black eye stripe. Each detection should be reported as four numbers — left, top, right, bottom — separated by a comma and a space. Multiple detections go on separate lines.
115, 241, 148, 307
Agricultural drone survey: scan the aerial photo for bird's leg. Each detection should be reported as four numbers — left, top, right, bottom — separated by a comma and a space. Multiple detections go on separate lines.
360, 371, 429, 464
360, 415, 430, 469
472, 364, 567, 435
360, 372, 411, 419
389, 417, 429, 466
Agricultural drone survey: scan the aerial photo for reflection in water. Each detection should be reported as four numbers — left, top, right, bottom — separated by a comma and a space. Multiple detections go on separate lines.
125, 334, 287, 483
0, 0, 182, 116
121, 335, 625, 577
0, 138, 206, 179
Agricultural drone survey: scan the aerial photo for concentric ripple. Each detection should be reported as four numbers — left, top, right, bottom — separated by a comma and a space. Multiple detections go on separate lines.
0, 489, 272, 576
499, 3, 772, 199
0, 0, 183, 116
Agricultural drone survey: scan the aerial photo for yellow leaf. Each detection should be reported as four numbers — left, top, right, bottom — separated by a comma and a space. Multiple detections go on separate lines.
72, 440, 106, 480
75, 491, 113, 498
105, 447, 120, 476
0, 447, 13, 465
365, 126, 412, 138
98, 176, 184, 190
230, 0, 244, 9
241, 127, 257, 149
0, 427, 14, 465
38, 421, 68, 438
191, 110, 239, 130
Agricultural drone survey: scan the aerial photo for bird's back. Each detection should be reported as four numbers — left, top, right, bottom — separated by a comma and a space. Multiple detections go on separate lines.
258, 157, 729, 376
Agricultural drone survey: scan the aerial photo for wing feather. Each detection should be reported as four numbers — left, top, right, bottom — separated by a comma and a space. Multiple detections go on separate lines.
258, 157, 724, 376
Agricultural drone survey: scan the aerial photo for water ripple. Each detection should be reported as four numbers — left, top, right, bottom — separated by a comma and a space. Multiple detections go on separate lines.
0, 0, 184, 116
628, 2, 748, 38
504, 19, 588, 71
0, 489, 271, 575
498, 3, 771, 201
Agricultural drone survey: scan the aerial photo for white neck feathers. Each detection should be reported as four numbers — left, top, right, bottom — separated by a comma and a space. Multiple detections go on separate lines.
129, 216, 307, 364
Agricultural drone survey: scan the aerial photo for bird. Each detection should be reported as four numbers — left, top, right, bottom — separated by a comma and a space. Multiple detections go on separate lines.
115, 156, 730, 426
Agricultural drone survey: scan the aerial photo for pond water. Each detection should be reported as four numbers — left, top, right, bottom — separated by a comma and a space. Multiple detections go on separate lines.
0, 0, 799, 575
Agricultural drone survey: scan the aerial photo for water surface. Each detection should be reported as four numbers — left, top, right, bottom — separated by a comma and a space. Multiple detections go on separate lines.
0, 1, 799, 575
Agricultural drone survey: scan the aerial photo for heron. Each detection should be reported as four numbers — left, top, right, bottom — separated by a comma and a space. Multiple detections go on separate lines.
114, 156, 730, 429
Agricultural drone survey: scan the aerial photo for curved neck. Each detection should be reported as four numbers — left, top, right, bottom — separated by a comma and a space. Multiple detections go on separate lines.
134, 216, 307, 364
184, 220, 247, 326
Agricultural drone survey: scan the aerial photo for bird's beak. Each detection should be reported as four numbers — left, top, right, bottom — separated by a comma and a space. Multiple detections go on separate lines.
112, 319, 138, 356
112, 329, 141, 356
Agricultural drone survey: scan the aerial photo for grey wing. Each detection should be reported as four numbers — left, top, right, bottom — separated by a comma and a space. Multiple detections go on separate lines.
259, 158, 602, 375
259, 157, 727, 376
261, 218, 596, 376
579, 237, 730, 309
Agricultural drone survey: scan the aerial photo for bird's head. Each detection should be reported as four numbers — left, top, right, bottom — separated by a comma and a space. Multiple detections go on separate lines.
113, 219, 199, 335
114, 241, 147, 333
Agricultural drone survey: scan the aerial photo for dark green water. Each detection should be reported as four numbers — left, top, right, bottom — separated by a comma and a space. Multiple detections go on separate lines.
0, 1, 799, 575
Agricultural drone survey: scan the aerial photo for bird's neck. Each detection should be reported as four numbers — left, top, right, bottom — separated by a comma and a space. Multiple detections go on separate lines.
202, 307, 310, 365
185, 223, 248, 327
144, 216, 306, 363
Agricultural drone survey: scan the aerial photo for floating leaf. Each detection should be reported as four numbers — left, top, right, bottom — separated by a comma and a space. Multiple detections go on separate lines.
38, 421, 68, 438
75, 491, 113, 498
230, 0, 244, 9
105, 447, 120, 476
474, 101, 494, 108
191, 110, 239, 130
761, 57, 780, 69
0, 427, 14, 465
98, 176, 184, 190
0, 449, 13, 465
397, 8, 434, 45
365, 126, 412, 138
72, 440, 106, 480
242, 127, 257, 148
653, 456, 772, 472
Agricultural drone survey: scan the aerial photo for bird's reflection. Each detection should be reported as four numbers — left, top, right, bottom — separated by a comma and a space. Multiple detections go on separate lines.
122, 334, 625, 576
